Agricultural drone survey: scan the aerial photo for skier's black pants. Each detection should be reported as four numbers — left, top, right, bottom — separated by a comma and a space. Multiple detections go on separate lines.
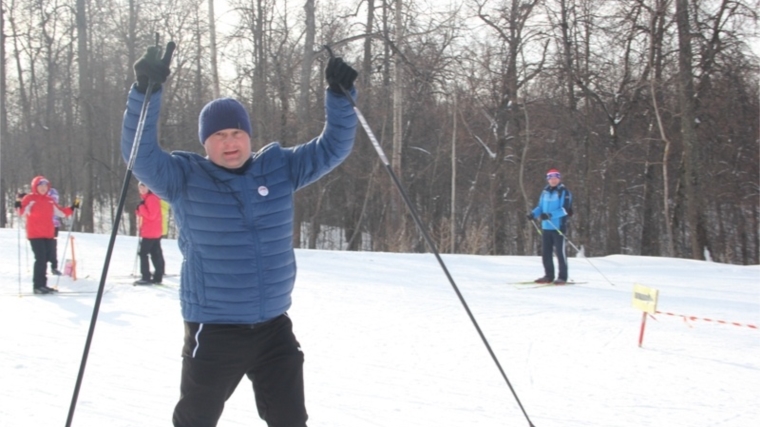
138, 237, 164, 282
541, 229, 568, 281
173, 314, 307, 427
29, 238, 54, 289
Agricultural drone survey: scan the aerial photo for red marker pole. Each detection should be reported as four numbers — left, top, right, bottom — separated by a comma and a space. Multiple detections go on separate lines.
638, 311, 648, 347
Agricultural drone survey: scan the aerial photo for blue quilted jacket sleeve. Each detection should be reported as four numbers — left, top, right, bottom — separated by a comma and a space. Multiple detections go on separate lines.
286, 88, 358, 191
120, 85, 184, 202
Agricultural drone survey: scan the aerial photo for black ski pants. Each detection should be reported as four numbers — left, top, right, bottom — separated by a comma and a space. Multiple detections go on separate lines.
29, 238, 54, 289
173, 314, 307, 427
541, 229, 568, 281
138, 237, 164, 282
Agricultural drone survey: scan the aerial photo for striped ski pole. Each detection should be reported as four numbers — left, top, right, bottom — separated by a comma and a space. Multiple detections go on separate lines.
65, 36, 175, 427
322, 44, 536, 427
545, 220, 616, 286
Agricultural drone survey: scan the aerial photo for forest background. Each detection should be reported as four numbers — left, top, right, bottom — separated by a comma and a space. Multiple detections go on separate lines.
0, 0, 758, 264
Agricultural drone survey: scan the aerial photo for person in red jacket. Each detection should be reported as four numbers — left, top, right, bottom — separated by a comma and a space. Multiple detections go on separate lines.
134, 182, 165, 285
16, 176, 78, 294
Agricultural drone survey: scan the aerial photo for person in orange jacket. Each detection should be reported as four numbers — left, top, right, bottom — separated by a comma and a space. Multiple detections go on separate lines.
134, 182, 165, 285
15, 176, 78, 294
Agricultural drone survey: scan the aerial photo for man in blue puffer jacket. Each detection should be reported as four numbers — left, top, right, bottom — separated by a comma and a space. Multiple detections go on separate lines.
121, 44, 358, 427
527, 168, 573, 285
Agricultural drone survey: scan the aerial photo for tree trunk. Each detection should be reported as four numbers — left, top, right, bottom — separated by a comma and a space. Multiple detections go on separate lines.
675, 0, 703, 259
293, 0, 316, 249
75, 0, 94, 232
9, 15, 38, 174
252, 0, 268, 147
644, 0, 674, 257
559, 0, 576, 113
344, 0, 377, 252
605, 162, 621, 254
640, 143, 659, 256
390, 0, 406, 250
0, 5, 7, 227
208, 0, 220, 98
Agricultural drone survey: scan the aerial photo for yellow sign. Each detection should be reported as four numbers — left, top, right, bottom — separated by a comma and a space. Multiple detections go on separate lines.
632, 283, 659, 314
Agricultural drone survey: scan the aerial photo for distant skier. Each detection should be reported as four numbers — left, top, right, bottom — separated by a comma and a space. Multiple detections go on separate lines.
16, 176, 78, 294
121, 43, 357, 426
527, 168, 573, 285
134, 182, 165, 285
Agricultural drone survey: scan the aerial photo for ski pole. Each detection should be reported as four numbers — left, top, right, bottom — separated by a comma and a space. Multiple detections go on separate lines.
545, 219, 616, 286
322, 45, 536, 427
133, 218, 143, 277
528, 217, 542, 236
132, 237, 141, 277
25, 216, 29, 273
54, 196, 81, 289
528, 218, 543, 257
65, 37, 175, 427
17, 211, 22, 296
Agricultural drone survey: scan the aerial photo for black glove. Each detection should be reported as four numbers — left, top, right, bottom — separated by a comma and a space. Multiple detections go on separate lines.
540, 213, 551, 220
133, 43, 174, 94
14, 201, 21, 209
526, 213, 533, 220
325, 57, 358, 94
71, 199, 81, 210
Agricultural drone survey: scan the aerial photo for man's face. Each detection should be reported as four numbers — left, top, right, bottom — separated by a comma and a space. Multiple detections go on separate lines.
204, 128, 252, 169
138, 185, 148, 195
547, 176, 561, 187
36, 183, 49, 195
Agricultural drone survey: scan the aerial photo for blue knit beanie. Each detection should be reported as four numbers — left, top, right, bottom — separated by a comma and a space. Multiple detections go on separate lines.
198, 98, 252, 144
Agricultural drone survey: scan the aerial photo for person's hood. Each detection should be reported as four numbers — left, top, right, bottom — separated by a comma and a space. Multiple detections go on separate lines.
31, 176, 50, 189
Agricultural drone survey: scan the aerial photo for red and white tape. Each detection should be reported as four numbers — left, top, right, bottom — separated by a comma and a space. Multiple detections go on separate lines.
653, 311, 758, 330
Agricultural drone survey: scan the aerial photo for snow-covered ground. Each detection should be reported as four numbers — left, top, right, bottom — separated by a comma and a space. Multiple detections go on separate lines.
1, 227, 758, 426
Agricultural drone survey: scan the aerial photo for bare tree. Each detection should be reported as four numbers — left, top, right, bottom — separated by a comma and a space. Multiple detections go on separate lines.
74, 0, 94, 231
642, 0, 676, 257
674, 0, 703, 259
474, 0, 547, 254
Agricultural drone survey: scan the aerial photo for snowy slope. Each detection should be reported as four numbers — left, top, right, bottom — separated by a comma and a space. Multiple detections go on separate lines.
1, 228, 758, 427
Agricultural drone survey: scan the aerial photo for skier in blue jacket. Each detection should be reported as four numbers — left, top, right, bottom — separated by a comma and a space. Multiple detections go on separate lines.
527, 168, 573, 284
121, 44, 358, 427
